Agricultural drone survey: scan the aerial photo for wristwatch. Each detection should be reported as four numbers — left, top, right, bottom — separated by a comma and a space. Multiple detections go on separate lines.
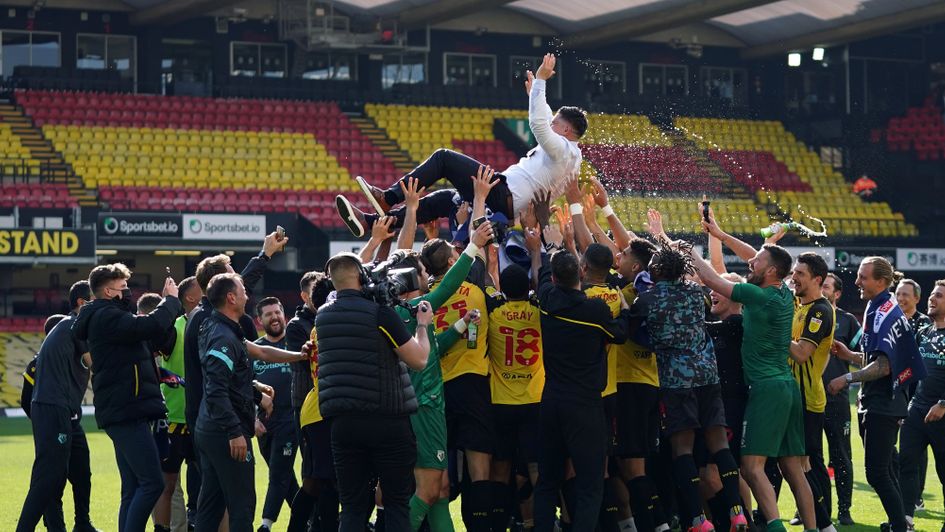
844, 373, 853, 384
937, 399, 945, 409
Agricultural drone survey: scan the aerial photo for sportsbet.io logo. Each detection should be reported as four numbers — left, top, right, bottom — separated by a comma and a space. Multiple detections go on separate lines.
103, 216, 119, 235
189, 219, 203, 234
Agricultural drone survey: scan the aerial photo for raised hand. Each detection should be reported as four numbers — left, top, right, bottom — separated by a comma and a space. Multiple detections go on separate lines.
525, 70, 535, 95
522, 201, 538, 230
163, 276, 179, 299
371, 216, 396, 241
646, 208, 665, 239
472, 165, 499, 200
764, 223, 788, 245
399, 176, 425, 212
543, 224, 564, 248
471, 219, 495, 248
532, 191, 553, 228
536, 53, 556, 81
699, 204, 724, 239
263, 231, 288, 258
561, 217, 575, 251
523, 225, 542, 255
564, 176, 583, 205
589, 177, 609, 208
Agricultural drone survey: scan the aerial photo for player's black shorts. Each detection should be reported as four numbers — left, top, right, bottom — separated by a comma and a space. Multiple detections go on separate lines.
444, 373, 495, 454
659, 384, 726, 437
161, 422, 195, 474
492, 403, 540, 464
617, 383, 660, 458
301, 420, 334, 480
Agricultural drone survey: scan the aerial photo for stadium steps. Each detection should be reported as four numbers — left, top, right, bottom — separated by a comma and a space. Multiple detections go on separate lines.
0, 103, 72, 179
0, 103, 96, 204
662, 127, 750, 200
348, 115, 416, 173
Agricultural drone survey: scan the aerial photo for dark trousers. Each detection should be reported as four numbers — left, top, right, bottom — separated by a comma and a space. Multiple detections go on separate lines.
18, 403, 76, 532
105, 420, 165, 532
258, 420, 300, 521
194, 430, 256, 532
900, 406, 945, 518
823, 399, 853, 515
331, 414, 416, 532
43, 419, 93, 530
859, 412, 906, 532
380, 148, 514, 220
534, 397, 606, 532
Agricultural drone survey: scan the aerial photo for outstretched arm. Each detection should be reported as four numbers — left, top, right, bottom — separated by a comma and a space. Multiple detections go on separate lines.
592, 178, 635, 248
396, 177, 425, 251
360, 216, 395, 263
582, 192, 619, 257
526, 54, 569, 160
689, 246, 736, 299
563, 177, 593, 253
701, 204, 757, 262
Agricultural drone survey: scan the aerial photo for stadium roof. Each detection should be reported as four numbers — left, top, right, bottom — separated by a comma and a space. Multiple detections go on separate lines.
23, 0, 945, 57
332, 0, 945, 56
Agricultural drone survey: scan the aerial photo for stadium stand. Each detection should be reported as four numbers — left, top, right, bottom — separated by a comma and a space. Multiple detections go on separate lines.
882, 95, 945, 159
364, 103, 526, 168
3, 90, 916, 237
675, 117, 917, 238
0, 183, 77, 209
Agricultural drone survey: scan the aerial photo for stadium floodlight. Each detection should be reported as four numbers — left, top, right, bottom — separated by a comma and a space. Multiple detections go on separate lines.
788, 53, 801, 67
812, 47, 825, 61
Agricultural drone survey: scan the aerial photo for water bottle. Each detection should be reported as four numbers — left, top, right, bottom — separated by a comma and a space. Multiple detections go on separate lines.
759, 222, 799, 238
466, 309, 480, 349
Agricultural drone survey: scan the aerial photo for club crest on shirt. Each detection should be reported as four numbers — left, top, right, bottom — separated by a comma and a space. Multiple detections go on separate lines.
808, 317, 823, 334
57, 433, 67, 445
436, 450, 446, 462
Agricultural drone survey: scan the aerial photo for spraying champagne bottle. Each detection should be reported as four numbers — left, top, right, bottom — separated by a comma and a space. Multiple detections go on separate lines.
759, 222, 800, 238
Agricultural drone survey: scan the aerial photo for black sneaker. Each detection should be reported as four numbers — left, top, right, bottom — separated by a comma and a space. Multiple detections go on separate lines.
880, 522, 892, 532
336, 194, 368, 237
916, 499, 925, 513
789, 511, 801, 526
837, 512, 855, 526
72, 523, 103, 532
257, 526, 270, 532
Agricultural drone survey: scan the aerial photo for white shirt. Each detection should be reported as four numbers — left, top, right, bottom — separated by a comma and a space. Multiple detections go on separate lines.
502, 78, 583, 215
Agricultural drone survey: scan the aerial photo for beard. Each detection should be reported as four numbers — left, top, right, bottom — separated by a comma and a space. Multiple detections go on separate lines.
746, 269, 764, 286
264, 321, 284, 337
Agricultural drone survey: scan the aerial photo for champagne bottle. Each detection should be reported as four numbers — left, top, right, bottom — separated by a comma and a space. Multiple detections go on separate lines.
466, 309, 480, 349
759, 222, 799, 238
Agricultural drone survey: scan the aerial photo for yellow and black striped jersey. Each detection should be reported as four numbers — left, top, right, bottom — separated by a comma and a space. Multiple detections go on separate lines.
487, 295, 544, 404
583, 283, 622, 397
434, 279, 490, 381
790, 297, 835, 414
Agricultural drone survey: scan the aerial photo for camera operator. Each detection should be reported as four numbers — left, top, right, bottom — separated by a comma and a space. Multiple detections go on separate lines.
194, 274, 309, 532
72, 263, 183, 532
316, 252, 434, 532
